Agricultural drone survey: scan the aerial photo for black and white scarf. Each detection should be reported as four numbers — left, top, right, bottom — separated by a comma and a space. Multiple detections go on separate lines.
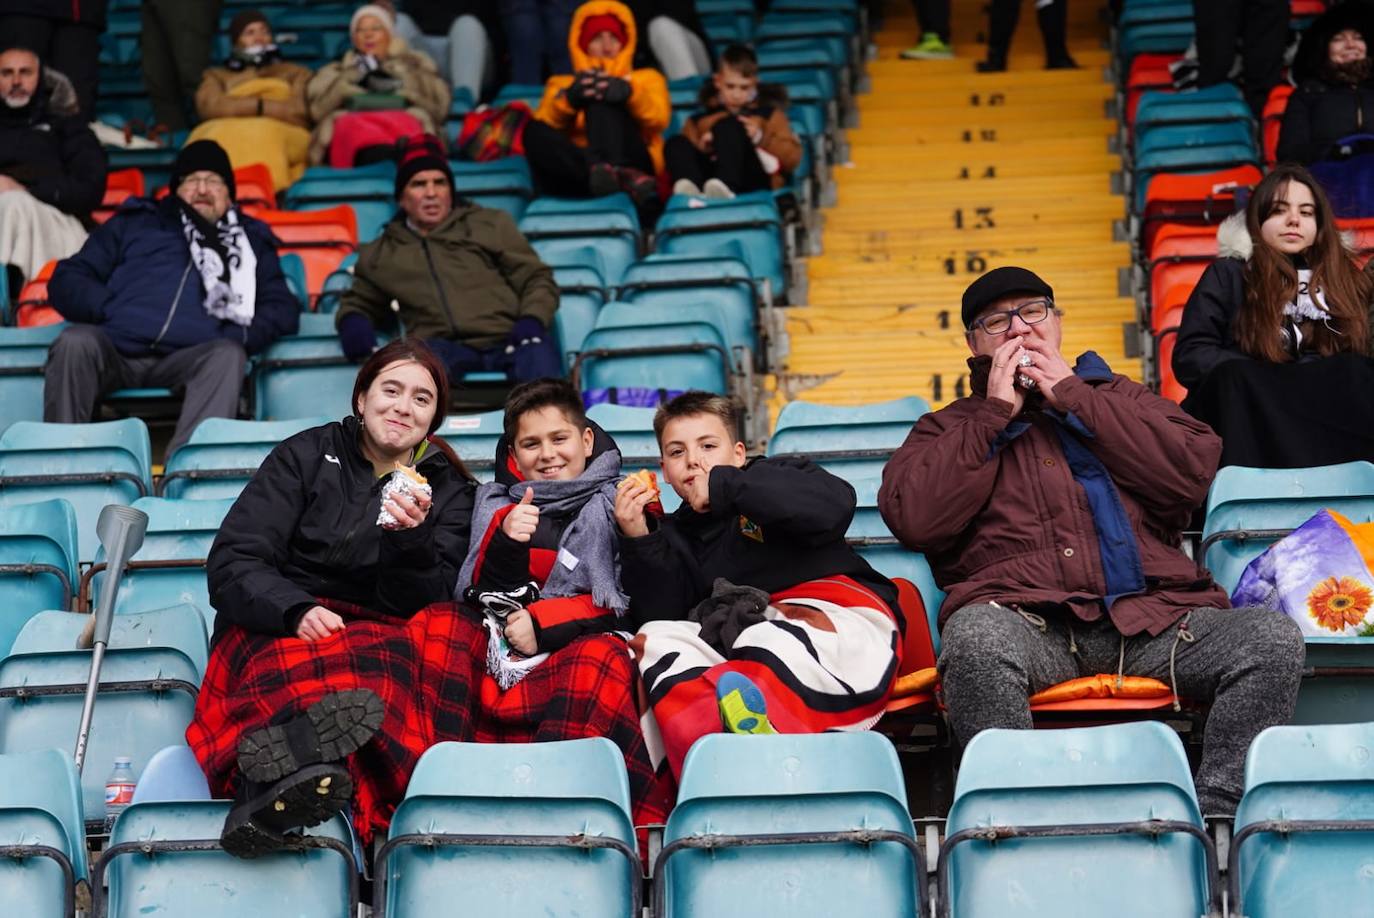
177, 200, 257, 326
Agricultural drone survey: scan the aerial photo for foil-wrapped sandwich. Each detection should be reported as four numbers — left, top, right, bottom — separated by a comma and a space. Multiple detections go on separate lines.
1016, 351, 1037, 390
376, 463, 432, 526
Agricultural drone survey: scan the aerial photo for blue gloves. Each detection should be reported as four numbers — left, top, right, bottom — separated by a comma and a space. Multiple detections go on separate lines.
338, 313, 378, 362
505, 316, 545, 355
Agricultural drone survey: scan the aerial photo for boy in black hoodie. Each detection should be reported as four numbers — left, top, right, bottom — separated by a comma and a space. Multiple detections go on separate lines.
615, 391, 903, 777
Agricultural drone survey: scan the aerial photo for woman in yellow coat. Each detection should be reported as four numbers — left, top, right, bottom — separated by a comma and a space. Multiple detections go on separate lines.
525, 0, 670, 213
189, 10, 312, 191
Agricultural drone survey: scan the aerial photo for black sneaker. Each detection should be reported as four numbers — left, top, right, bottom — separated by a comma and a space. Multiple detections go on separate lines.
588, 162, 620, 197
220, 763, 353, 859
463, 582, 542, 621
236, 689, 385, 784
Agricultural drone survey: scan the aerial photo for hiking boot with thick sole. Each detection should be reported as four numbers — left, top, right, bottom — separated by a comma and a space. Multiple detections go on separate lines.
220, 763, 354, 859
237, 688, 384, 784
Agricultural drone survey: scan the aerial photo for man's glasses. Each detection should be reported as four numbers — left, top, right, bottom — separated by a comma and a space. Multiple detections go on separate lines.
968, 298, 1055, 336
179, 174, 227, 191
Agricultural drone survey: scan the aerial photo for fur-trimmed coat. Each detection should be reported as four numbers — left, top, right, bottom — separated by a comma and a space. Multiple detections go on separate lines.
0, 67, 106, 218
1172, 213, 1371, 388
305, 38, 451, 164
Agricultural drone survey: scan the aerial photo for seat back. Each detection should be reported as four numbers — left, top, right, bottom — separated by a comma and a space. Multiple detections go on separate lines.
944, 722, 1208, 918
256, 205, 358, 300
0, 748, 87, 915
253, 313, 358, 420
1202, 462, 1374, 591
654, 200, 786, 298
1233, 723, 1374, 918
521, 209, 640, 285
553, 263, 606, 372
0, 419, 153, 562
618, 255, 760, 360
0, 498, 78, 655
11, 605, 208, 679
769, 396, 928, 480
382, 739, 636, 918
0, 642, 201, 820
853, 545, 944, 655
436, 410, 504, 482
663, 733, 918, 918
88, 498, 234, 629
0, 325, 63, 434
102, 803, 353, 917
577, 302, 732, 397
162, 417, 329, 500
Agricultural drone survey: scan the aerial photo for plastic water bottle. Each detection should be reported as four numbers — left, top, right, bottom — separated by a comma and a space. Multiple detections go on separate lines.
104, 756, 136, 830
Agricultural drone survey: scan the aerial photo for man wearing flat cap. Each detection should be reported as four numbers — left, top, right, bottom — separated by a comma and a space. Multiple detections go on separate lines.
45, 139, 299, 459
878, 266, 1304, 816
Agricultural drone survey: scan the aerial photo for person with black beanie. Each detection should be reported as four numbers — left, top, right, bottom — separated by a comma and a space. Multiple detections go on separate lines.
44, 139, 299, 460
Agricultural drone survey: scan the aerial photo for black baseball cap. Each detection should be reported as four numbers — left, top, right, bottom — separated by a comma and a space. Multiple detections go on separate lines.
961, 266, 1054, 330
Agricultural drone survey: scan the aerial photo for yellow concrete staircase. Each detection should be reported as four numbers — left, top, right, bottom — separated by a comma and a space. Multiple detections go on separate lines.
777, 0, 1135, 412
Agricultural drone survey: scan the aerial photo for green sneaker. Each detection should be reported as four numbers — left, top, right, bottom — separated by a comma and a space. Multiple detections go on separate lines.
716, 672, 777, 735
900, 33, 954, 60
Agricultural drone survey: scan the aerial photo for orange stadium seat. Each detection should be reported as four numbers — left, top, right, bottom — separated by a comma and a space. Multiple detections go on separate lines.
14, 260, 62, 328
880, 578, 938, 718
93, 169, 145, 224
1140, 165, 1261, 254
255, 205, 358, 304
1124, 53, 1181, 127
1155, 304, 1188, 403
232, 163, 277, 212
1262, 83, 1295, 167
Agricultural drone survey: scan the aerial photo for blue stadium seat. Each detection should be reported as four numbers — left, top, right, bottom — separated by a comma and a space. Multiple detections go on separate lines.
87, 498, 235, 630
253, 313, 360, 421
552, 262, 607, 373
574, 301, 734, 403
940, 722, 1218, 918
1133, 85, 1252, 134
97, 804, 357, 918
278, 252, 309, 309
450, 159, 535, 221
0, 499, 79, 656
491, 83, 546, 109
1202, 462, 1374, 593
0, 748, 88, 918
657, 732, 924, 918
768, 396, 928, 482
130, 744, 211, 804
654, 197, 789, 301
1134, 121, 1255, 158
1133, 143, 1259, 212
0, 325, 65, 435
0, 419, 153, 563
619, 254, 763, 368
0, 631, 203, 823
162, 417, 330, 500
845, 475, 890, 541
11, 605, 209, 685
582, 404, 683, 512
853, 544, 944, 653
1230, 722, 1374, 918
377, 739, 640, 918
436, 410, 504, 482
522, 212, 640, 286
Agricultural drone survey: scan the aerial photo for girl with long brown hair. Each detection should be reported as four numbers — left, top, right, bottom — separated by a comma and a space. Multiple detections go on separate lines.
1173, 163, 1374, 467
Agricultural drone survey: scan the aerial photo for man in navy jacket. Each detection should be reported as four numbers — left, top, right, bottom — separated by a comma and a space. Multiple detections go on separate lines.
44, 140, 298, 457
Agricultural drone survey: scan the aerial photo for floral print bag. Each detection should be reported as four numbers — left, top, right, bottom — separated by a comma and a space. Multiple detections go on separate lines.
1231, 509, 1374, 637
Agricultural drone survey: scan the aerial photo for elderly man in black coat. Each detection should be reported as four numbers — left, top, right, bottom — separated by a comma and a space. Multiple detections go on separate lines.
0, 44, 106, 284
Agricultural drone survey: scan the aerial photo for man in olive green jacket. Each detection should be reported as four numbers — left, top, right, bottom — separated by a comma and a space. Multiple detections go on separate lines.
335, 134, 561, 383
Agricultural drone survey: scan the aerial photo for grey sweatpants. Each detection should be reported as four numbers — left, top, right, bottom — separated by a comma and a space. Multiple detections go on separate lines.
43, 324, 248, 460
938, 603, 1304, 814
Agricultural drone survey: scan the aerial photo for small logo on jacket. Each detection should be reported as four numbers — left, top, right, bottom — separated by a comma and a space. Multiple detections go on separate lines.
324, 454, 341, 467
739, 516, 764, 543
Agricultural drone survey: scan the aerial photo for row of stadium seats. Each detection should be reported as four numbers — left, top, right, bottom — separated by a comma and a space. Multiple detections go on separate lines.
3, 719, 1370, 917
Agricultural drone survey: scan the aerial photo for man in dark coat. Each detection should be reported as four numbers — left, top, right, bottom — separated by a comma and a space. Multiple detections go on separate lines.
879, 266, 1305, 816
0, 0, 105, 117
0, 45, 105, 282
44, 139, 299, 458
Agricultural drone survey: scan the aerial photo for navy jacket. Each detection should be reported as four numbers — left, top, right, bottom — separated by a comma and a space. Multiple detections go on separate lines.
49, 197, 299, 356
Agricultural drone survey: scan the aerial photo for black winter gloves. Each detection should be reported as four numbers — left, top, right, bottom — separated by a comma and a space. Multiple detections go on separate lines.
688, 578, 771, 656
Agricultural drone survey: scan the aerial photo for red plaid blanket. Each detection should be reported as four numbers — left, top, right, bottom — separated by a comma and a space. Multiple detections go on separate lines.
188, 600, 668, 844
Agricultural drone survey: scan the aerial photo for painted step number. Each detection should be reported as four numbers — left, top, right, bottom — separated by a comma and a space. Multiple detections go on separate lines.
952, 207, 996, 229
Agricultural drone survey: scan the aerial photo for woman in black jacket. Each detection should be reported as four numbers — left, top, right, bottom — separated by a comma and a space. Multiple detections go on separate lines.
1278, 3, 1374, 165
186, 338, 483, 857
1172, 164, 1374, 467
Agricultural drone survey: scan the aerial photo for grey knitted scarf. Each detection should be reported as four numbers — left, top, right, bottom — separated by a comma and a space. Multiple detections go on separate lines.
455, 449, 629, 614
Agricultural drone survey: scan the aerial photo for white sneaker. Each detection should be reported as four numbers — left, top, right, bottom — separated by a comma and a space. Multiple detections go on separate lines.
672, 178, 702, 197
703, 178, 736, 200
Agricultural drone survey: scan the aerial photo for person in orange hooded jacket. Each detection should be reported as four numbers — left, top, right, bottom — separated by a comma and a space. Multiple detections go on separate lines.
524, 0, 671, 213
